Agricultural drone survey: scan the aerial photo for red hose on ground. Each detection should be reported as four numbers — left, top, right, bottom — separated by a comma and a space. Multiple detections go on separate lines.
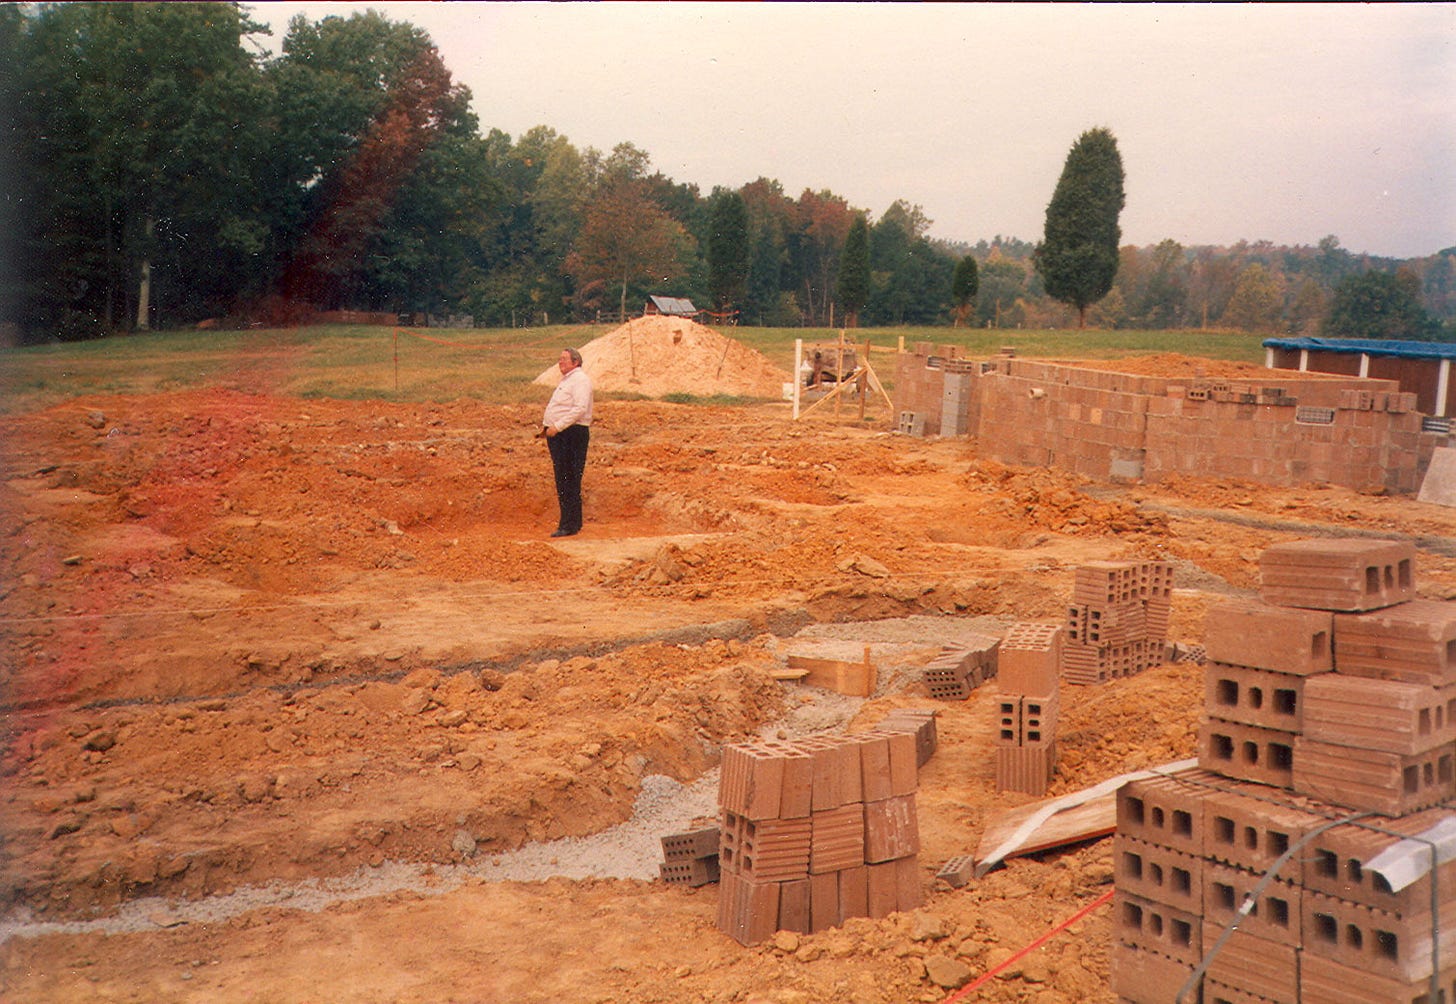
942, 887, 1115, 1003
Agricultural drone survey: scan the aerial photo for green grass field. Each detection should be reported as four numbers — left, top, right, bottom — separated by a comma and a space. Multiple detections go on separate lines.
0, 323, 1273, 415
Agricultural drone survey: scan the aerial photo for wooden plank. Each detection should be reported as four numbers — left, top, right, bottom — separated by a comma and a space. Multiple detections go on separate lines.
786, 646, 875, 697
972, 758, 1198, 878
769, 666, 809, 681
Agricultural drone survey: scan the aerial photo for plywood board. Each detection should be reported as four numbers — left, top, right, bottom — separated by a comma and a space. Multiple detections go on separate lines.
785, 647, 875, 697
973, 758, 1198, 877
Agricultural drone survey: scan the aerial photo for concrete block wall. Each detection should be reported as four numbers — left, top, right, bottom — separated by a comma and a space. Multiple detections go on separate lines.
1112, 537, 1456, 1002
891, 348, 1446, 494
716, 731, 923, 945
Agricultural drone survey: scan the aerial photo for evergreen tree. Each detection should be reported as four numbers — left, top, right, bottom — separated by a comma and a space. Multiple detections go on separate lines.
706, 190, 750, 316
836, 214, 870, 327
1034, 127, 1125, 328
951, 255, 979, 326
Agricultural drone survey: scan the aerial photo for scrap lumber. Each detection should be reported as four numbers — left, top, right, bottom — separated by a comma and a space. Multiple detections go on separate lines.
972, 758, 1198, 878
784, 646, 875, 697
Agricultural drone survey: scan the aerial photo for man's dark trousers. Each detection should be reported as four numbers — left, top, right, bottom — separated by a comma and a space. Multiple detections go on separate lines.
547, 424, 589, 533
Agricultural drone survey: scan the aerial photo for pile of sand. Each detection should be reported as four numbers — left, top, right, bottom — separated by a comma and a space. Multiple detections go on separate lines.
533, 315, 791, 398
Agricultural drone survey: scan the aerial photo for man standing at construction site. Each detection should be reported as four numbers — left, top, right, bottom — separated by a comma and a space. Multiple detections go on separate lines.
540, 347, 593, 537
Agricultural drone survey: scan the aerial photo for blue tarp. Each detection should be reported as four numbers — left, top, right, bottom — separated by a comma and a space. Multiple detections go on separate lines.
1262, 337, 1456, 361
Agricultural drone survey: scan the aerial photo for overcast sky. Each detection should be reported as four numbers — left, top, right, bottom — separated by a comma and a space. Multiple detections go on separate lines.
247, 2, 1456, 260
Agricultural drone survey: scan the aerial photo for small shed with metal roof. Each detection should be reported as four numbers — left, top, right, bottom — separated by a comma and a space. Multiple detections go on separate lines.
1263, 337, 1456, 419
644, 295, 699, 318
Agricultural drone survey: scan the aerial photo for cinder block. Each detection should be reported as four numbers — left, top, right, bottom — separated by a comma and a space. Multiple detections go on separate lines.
798, 736, 860, 811
809, 803, 865, 875
661, 826, 721, 862
864, 794, 919, 864
1299, 952, 1456, 1004
995, 692, 1059, 746
935, 855, 975, 889
1202, 859, 1301, 946
1203, 662, 1308, 732
1073, 561, 1142, 606
1109, 943, 1200, 1004
854, 729, 917, 796
1333, 600, 1456, 685
866, 860, 899, 918
995, 695, 1022, 746
718, 742, 784, 819
1068, 602, 1147, 648
857, 732, 894, 802
1203, 599, 1334, 675
1303, 887, 1456, 983
1113, 835, 1202, 913
1200, 927, 1298, 1004
999, 621, 1064, 695
1198, 717, 1296, 788
1145, 594, 1172, 642
1302, 807, 1456, 913
877, 710, 938, 767
1117, 769, 1214, 858
1020, 692, 1059, 745
659, 856, 721, 887
895, 854, 923, 912
1259, 538, 1416, 612
838, 864, 868, 921
1201, 781, 1332, 877
1303, 675, 1456, 755
1114, 890, 1203, 965
995, 742, 1056, 797
1293, 737, 1455, 816
922, 664, 974, 701
718, 810, 811, 881
1062, 640, 1113, 686
777, 878, 811, 933
762, 740, 814, 819
716, 871, 781, 945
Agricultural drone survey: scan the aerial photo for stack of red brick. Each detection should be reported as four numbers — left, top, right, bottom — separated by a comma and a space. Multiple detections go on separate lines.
1063, 560, 1174, 685
995, 621, 1064, 797
659, 823, 721, 887
1112, 538, 1456, 1003
715, 729, 923, 945
922, 634, 1000, 701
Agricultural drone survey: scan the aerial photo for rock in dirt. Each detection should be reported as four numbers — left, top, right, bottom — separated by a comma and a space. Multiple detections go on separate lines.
83, 730, 117, 752
451, 830, 477, 858
925, 955, 973, 989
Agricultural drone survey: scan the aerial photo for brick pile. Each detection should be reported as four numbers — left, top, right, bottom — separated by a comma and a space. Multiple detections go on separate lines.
1112, 538, 1456, 1003
995, 621, 1063, 797
1063, 560, 1174, 685
659, 823, 721, 887
922, 634, 1000, 701
715, 729, 924, 945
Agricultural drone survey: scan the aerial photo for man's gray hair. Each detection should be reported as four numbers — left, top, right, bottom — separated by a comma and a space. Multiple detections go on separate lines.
564, 347, 583, 367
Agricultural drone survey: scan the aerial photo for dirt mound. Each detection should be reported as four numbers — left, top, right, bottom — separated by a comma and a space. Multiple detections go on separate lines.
533, 315, 791, 399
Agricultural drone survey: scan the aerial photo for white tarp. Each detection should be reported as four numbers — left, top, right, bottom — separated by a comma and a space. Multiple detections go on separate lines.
1364, 815, 1456, 893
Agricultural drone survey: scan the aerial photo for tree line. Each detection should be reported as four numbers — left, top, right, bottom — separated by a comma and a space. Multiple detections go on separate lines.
1, 4, 1451, 344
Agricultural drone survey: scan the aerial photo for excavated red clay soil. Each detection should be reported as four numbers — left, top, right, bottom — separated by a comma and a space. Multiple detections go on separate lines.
2, 356, 1455, 1002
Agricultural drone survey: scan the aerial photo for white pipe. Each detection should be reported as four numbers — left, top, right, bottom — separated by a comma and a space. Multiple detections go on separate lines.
1359, 354, 1370, 378
1438, 358, 1451, 419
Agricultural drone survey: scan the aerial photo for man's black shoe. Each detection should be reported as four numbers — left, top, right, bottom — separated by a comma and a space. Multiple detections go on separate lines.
550, 528, 576, 538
